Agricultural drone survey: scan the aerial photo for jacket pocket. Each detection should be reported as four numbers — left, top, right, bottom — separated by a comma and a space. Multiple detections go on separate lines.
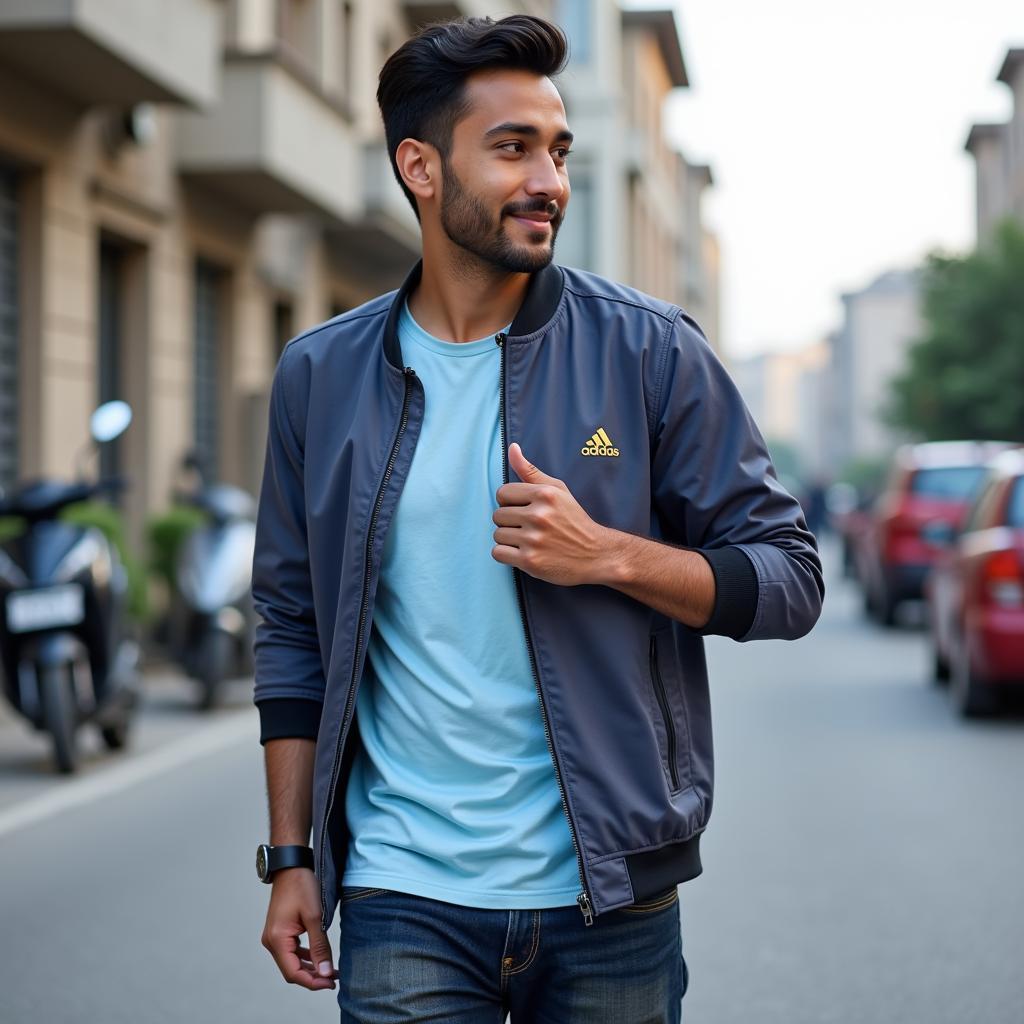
648, 631, 689, 793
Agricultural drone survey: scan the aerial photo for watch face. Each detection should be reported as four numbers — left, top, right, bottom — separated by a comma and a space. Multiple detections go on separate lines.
256, 845, 268, 880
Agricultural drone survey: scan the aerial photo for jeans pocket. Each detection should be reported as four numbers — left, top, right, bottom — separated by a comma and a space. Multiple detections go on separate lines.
619, 885, 678, 914
340, 886, 390, 904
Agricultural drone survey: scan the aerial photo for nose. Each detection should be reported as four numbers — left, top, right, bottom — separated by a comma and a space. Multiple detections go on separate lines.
524, 152, 566, 203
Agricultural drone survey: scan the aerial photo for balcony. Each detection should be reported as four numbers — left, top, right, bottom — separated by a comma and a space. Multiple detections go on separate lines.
326, 142, 421, 288
0, 0, 220, 108
176, 50, 361, 225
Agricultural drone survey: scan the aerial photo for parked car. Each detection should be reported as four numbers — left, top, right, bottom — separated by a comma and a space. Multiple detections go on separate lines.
925, 448, 1024, 716
859, 441, 1016, 626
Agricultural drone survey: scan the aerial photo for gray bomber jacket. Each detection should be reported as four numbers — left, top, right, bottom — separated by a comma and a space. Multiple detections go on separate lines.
252, 259, 824, 933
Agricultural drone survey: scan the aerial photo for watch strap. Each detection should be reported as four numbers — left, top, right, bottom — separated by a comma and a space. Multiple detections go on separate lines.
257, 844, 314, 882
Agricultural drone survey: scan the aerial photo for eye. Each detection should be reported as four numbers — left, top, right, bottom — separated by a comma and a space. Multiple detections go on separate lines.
498, 141, 526, 155
553, 147, 573, 162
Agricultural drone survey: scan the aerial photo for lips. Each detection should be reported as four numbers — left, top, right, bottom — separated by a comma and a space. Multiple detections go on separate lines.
510, 214, 553, 227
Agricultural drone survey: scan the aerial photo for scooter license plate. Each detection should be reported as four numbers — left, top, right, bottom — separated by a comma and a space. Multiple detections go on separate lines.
6, 584, 86, 633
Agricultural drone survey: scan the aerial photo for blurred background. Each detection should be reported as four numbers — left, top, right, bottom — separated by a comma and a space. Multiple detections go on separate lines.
0, 1, 1022, 1022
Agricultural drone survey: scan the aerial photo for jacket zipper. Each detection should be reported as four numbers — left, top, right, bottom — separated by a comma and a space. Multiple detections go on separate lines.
495, 331, 594, 927
319, 365, 417, 932
649, 634, 680, 791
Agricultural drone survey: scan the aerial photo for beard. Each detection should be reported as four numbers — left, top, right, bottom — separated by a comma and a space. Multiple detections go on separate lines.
439, 158, 564, 274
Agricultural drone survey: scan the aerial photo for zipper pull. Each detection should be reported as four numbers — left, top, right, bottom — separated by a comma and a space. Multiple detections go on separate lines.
404, 366, 416, 377
494, 332, 506, 347
576, 890, 594, 926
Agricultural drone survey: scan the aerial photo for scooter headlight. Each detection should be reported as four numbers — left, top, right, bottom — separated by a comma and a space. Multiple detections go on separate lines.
54, 530, 112, 586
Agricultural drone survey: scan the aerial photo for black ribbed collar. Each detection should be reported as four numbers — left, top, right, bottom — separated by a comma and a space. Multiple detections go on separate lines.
382, 259, 565, 370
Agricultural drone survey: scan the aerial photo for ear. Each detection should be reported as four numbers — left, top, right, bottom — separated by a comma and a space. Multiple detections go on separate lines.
395, 138, 438, 207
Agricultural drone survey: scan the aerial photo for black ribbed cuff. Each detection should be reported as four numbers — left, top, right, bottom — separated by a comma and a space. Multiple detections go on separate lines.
257, 697, 322, 745
694, 546, 758, 640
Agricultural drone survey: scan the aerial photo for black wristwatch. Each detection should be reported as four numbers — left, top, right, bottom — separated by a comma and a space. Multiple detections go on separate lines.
256, 844, 315, 883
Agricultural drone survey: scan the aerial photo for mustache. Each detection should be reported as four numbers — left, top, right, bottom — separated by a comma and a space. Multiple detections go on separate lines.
503, 199, 562, 221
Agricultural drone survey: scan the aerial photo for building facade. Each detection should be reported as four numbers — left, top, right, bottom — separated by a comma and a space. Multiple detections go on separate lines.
965, 48, 1024, 244
826, 268, 922, 471
554, 1, 720, 350
730, 341, 829, 487
0, 0, 719, 550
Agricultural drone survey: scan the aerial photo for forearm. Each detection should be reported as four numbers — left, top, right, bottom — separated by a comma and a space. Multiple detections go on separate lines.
264, 737, 316, 845
594, 527, 715, 629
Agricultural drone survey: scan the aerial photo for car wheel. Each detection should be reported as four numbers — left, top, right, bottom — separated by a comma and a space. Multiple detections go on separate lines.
951, 632, 998, 718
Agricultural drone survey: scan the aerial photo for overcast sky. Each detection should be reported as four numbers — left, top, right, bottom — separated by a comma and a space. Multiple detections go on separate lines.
644, 0, 1024, 359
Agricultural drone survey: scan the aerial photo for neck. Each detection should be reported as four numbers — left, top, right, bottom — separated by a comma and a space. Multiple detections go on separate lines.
408, 233, 531, 343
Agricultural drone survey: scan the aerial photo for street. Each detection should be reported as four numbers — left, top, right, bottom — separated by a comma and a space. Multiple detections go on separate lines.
0, 538, 1022, 1022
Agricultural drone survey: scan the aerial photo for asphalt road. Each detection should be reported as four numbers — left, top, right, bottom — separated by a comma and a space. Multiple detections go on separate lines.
0, 537, 1022, 1022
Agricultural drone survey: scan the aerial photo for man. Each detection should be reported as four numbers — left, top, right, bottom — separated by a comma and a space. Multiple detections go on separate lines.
253, 14, 823, 1023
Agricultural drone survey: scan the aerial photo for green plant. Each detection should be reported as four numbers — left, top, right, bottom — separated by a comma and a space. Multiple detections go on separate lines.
146, 505, 207, 592
885, 218, 1024, 443
59, 501, 150, 623
0, 516, 26, 544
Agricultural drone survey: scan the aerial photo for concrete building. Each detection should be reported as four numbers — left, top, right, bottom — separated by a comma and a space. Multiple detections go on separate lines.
827, 268, 922, 470
0, 0, 719, 553
965, 48, 1024, 244
730, 341, 830, 485
555, 2, 720, 351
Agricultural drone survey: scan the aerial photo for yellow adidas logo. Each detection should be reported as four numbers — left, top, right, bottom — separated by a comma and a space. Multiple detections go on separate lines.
581, 427, 620, 457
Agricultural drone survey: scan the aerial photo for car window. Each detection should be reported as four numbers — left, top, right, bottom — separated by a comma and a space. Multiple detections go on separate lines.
1006, 477, 1024, 528
962, 474, 1000, 533
909, 466, 988, 501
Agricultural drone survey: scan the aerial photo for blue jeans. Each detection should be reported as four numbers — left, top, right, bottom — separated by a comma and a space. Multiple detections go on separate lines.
337, 884, 689, 1023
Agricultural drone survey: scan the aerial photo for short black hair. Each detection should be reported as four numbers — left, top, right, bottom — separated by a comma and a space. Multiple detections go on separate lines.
376, 15, 569, 219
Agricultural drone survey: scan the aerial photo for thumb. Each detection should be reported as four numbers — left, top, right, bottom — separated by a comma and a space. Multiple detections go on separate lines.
303, 913, 336, 978
509, 442, 554, 483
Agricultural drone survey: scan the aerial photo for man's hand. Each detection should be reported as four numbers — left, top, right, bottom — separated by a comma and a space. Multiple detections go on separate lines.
492, 443, 612, 586
261, 867, 338, 991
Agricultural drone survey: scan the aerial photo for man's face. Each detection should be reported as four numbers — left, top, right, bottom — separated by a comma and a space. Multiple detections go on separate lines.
438, 69, 572, 274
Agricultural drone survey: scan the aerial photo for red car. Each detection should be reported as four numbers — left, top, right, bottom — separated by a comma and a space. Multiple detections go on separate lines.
859, 441, 1015, 626
926, 448, 1024, 716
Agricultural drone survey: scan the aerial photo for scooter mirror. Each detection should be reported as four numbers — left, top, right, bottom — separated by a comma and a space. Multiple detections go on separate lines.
90, 400, 133, 444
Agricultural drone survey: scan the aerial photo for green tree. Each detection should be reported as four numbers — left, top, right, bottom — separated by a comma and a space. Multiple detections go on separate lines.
885, 218, 1024, 442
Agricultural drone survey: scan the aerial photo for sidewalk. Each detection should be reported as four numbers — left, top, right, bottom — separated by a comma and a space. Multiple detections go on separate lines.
0, 658, 256, 810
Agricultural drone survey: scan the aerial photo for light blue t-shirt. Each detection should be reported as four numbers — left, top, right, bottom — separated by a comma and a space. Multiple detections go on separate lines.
340, 300, 580, 908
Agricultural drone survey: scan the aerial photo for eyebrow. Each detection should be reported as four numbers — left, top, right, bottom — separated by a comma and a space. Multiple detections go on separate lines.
483, 122, 575, 145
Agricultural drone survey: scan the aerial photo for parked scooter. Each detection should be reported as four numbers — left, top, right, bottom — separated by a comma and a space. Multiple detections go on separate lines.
0, 401, 140, 773
162, 452, 256, 710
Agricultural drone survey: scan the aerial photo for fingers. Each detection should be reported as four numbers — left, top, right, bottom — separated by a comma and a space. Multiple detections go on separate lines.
262, 925, 333, 987
495, 482, 538, 506
492, 506, 528, 527
301, 911, 338, 983
296, 945, 339, 979
493, 527, 524, 548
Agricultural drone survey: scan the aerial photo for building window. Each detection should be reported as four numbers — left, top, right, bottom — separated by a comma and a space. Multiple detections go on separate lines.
339, 1, 353, 98
279, 0, 319, 75
98, 241, 126, 489
0, 165, 18, 491
194, 259, 225, 481
557, 0, 591, 65
555, 166, 594, 271
273, 299, 294, 361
